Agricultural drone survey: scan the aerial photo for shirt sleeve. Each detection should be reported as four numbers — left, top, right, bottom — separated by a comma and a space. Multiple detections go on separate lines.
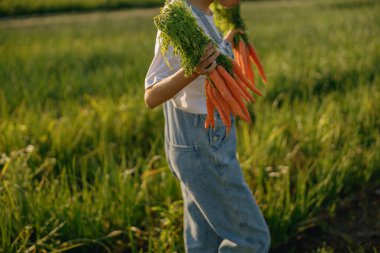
144, 30, 181, 91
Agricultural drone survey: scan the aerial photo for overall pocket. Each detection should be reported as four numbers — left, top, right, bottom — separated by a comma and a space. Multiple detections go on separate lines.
167, 143, 205, 189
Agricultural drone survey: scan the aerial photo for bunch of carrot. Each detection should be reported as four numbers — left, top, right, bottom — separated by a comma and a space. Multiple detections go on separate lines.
204, 60, 262, 133
211, 1, 268, 86
154, 0, 261, 133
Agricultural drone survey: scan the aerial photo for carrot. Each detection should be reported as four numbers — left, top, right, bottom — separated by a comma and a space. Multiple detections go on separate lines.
248, 82, 263, 97
245, 53, 256, 85
209, 69, 244, 117
207, 81, 231, 134
226, 103, 237, 117
247, 78, 262, 97
231, 59, 263, 97
216, 66, 251, 123
233, 48, 241, 69
237, 46, 245, 73
239, 102, 251, 123
235, 38, 255, 85
231, 58, 251, 86
216, 65, 249, 102
212, 87, 232, 134
239, 39, 249, 76
217, 66, 249, 108
248, 42, 268, 86
205, 116, 210, 129
234, 73, 256, 103
216, 65, 250, 116
205, 79, 215, 129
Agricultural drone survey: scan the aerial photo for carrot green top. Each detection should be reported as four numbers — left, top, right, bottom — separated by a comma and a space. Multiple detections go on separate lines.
154, 0, 213, 77
153, 0, 233, 77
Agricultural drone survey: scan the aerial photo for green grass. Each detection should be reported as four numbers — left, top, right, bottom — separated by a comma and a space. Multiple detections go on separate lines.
0, 0, 164, 17
0, 0, 264, 17
1, 0, 379, 252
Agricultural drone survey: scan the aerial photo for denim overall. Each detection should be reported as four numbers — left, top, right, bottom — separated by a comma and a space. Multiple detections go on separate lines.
163, 2, 271, 252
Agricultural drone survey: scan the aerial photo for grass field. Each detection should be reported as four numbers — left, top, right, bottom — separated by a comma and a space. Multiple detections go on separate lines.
1, 0, 380, 252
0, 0, 164, 17
1, 0, 260, 17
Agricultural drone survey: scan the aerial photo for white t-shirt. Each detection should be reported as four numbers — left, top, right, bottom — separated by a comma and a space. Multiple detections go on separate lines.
145, 10, 233, 114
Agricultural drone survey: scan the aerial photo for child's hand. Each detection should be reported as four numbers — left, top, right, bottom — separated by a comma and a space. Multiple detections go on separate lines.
224, 29, 244, 44
194, 43, 221, 75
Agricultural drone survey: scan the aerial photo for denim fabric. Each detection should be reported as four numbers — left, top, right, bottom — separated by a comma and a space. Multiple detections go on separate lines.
163, 100, 271, 253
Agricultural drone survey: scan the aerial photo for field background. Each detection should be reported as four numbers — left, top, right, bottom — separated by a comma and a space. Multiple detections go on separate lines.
0, 0, 163, 16
1, 0, 271, 17
1, 0, 380, 252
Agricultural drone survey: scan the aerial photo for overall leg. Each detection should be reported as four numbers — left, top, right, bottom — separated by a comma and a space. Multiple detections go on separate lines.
168, 123, 271, 253
181, 182, 222, 253
163, 101, 270, 252
163, 102, 222, 252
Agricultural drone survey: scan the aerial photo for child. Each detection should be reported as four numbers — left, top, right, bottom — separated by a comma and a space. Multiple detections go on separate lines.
144, 0, 271, 252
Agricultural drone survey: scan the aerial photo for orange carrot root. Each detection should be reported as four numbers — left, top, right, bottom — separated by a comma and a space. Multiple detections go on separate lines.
205, 78, 215, 129
238, 39, 248, 76
205, 116, 210, 129
209, 69, 244, 117
216, 65, 250, 122
231, 59, 263, 97
207, 80, 231, 134
234, 72, 256, 103
216, 65, 249, 103
248, 42, 268, 86
246, 52, 255, 85
233, 48, 241, 69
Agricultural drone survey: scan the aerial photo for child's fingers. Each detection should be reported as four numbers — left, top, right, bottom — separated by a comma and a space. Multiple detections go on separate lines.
200, 45, 217, 61
196, 50, 220, 74
195, 43, 221, 75
205, 61, 217, 74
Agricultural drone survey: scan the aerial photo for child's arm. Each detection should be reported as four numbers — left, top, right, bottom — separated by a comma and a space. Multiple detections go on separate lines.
144, 43, 220, 109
